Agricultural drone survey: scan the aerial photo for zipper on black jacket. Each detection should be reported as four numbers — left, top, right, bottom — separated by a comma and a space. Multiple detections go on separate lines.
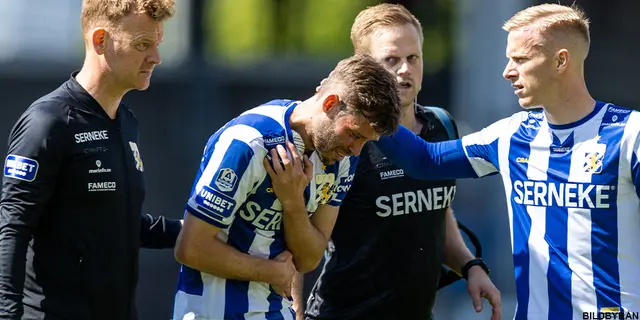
115, 120, 135, 318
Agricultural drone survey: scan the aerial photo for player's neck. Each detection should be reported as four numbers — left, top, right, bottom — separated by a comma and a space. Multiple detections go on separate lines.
542, 82, 595, 126
289, 99, 316, 153
75, 62, 125, 120
400, 103, 422, 134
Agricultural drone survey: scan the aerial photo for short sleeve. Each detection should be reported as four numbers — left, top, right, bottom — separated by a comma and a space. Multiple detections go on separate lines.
186, 126, 267, 229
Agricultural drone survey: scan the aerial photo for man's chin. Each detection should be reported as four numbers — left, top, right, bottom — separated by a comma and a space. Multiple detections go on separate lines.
518, 98, 539, 109
400, 94, 417, 108
135, 81, 151, 91
322, 158, 337, 166
319, 154, 336, 166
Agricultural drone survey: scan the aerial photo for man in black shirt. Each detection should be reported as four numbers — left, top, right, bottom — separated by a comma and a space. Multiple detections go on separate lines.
0, 1, 181, 319
300, 4, 502, 320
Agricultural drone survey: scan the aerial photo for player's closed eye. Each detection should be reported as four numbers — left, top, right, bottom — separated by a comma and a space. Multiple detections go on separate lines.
350, 131, 364, 140
135, 43, 151, 51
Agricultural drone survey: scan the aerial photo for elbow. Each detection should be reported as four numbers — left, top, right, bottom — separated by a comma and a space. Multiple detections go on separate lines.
293, 255, 323, 273
174, 231, 196, 267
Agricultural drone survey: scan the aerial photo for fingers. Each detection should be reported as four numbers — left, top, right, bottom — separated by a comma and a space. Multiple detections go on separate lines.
270, 148, 285, 174
279, 250, 292, 261
263, 157, 276, 178
470, 288, 483, 313
286, 141, 301, 162
303, 155, 313, 181
274, 250, 289, 261
488, 291, 502, 320
272, 285, 287, 298
276, 145, 291, 168
316, 78, 328, 93
284, 285, 292, 297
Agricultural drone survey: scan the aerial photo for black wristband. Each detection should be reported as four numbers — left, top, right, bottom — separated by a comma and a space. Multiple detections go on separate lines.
462, 258, 490, 280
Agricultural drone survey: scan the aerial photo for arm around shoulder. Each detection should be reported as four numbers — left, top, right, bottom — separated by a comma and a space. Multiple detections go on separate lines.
375, 125, 475, 180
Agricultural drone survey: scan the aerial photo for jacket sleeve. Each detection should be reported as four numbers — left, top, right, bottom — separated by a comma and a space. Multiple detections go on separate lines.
0, 103, 66, 319
139, 214, 182, 249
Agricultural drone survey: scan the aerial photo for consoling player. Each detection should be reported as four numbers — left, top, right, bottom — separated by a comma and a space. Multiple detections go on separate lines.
375, 3, 640, 319
171, 54, 402, 320
301, 4, 501, 320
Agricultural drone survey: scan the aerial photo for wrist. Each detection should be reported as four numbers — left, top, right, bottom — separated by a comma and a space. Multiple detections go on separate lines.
280, 196, 306, 212
259, 259, 283, 285
462, 258, 490, 280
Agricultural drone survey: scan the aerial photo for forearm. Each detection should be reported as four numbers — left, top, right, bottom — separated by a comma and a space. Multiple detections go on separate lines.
0, 223, 31, 319
443, 208, 476, 274
376, 125, 477, 180
291, 272, 304, 319
282, 200, 327, 272
176, 231, 279, 284
140, 214, 182, 249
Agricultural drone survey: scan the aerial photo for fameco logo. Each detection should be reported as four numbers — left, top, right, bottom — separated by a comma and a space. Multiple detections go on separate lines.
88, 181, 116, 192
380, 169, 404, 180
263, 135, 286, 147
88, 160, 111, 174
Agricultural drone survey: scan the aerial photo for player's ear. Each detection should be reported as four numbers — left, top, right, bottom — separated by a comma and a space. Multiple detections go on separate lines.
91, 28, 107, 55
556, 49, 569, 73
322, 94, 342, 114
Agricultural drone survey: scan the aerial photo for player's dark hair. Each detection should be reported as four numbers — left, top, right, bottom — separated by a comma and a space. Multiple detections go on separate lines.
322, 54, 401, 136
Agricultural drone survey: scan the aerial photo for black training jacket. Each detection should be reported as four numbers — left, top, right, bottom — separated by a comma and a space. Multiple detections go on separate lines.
306, 105, 458, 320
0, 73, 181, 320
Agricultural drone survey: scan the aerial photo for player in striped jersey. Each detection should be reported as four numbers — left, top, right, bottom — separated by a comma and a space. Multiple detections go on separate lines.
374, 3, 640, 320
171, 54, 401, 320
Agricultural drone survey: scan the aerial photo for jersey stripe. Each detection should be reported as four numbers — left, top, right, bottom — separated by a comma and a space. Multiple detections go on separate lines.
545, 131, 573, 319
508, 120, 538, 320
591, 107, 626, 312
618, 112, 640, 313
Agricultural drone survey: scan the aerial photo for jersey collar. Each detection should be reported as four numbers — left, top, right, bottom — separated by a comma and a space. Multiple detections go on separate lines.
65, 71, 119, 120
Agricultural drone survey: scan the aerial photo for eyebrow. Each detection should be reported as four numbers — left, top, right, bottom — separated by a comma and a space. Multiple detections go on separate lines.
132, 32, 162, 42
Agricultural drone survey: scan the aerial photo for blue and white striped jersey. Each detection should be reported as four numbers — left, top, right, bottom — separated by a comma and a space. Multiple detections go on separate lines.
461, 101, 640, 319
172, 100, 358, 320
374, 101, 640, 320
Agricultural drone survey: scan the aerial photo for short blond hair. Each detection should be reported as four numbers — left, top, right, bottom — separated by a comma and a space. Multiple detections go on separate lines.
350, 3, 423, 54
503, 3, 590, 47
81, 0, 175, 33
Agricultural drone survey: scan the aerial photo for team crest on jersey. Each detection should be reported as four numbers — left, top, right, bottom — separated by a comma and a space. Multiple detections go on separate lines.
215, 168, 238, 192
128, 142, 144, 172
584, 151, 603, 174
315, 173, 336, 204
